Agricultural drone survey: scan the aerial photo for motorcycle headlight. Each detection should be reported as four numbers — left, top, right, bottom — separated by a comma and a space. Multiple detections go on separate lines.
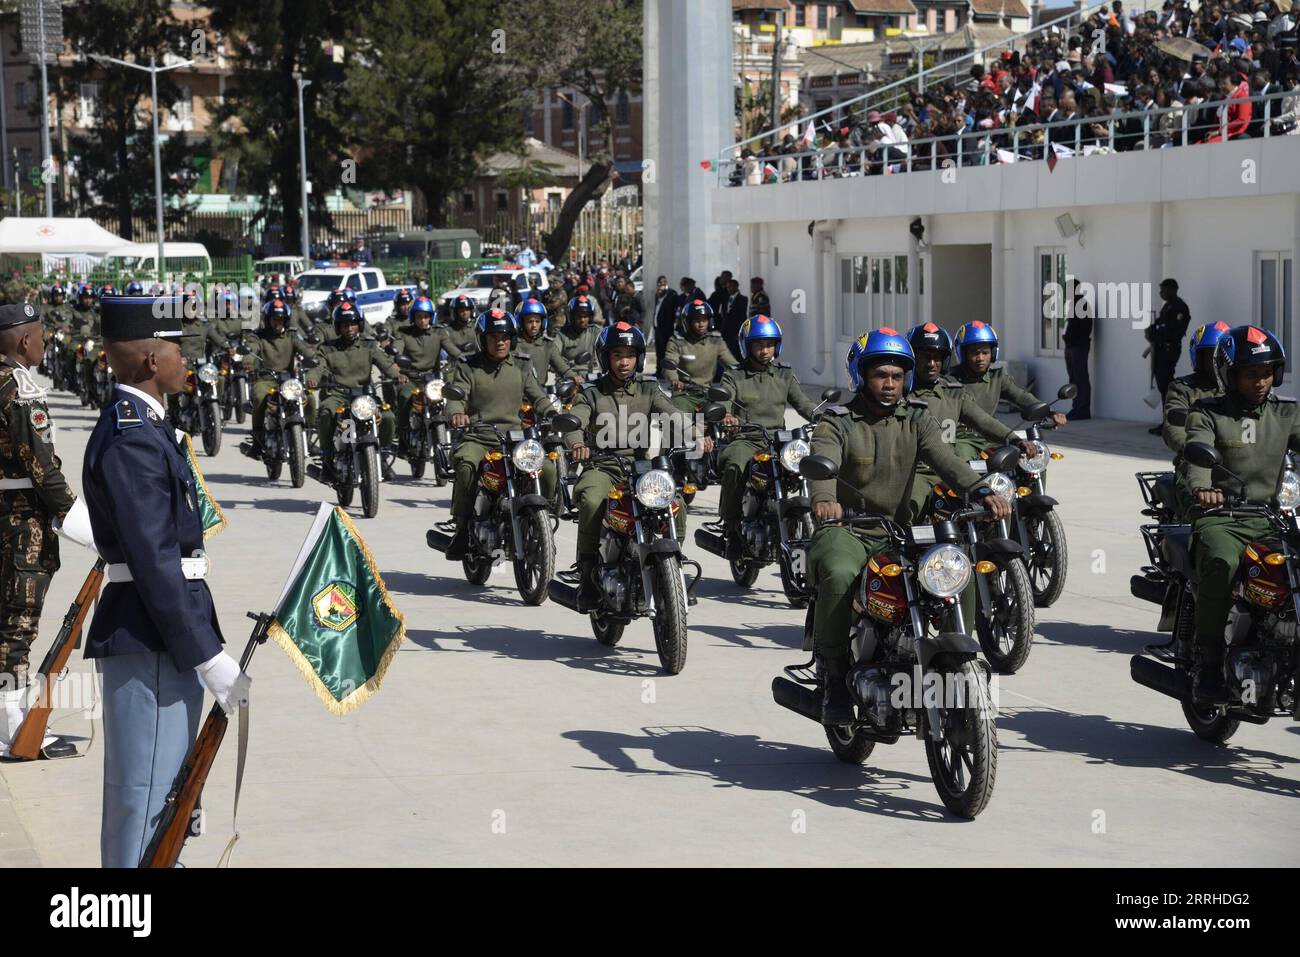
1278, 470, 1300, 512
279, 378, 304, 402
84, 338, 95, 352
779, 438, 811, 474
987, 471, 1016, 504
1021, 442, 1050, 474
197, 363, 219, 384
55, 331, 64, 342
350, 395, 379, 421
916, 544, 972, 599
635, 469, 676, 509
425, 379, 444, 402
512, 438, 545, 473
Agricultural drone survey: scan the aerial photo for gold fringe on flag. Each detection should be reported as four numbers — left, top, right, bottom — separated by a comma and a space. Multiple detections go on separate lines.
181, 432, 228, 541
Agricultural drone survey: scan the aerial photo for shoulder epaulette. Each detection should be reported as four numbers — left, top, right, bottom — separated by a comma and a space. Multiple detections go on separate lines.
671, 332, 684, 341
515, 349, 533, 361
1275, 394, 1297, 404
824, 404, 850, 416
774, 361, 792, 369
10, 366, 44, 401
1192, 396, 1221, 409
907, 398, 930, 410
990, 362, 1006, 371
114, 398, 143, 430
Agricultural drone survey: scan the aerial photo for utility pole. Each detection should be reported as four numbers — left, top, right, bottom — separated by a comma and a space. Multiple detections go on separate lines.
296, 74, 311, 260
769, 12, 783, 137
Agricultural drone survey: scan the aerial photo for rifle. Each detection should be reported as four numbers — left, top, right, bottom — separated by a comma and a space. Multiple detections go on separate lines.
9, 559, 105, 761
139, 611, 270, 869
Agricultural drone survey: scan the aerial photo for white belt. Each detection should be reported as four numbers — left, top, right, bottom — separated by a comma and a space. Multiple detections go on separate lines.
106, 556, 210, 584
0, 478, 34, 490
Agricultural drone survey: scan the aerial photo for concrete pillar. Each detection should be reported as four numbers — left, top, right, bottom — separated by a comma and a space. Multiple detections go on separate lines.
643, 0, 738, 306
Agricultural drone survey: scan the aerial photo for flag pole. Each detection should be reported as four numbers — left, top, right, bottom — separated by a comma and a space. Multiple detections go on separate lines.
240, 611, 273, 670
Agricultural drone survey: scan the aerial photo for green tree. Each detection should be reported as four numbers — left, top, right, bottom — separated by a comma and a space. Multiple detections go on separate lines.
55, 0, 199, 237
208, 0, 351, 255
534, 0, 642, 264
341, 0, 542, 229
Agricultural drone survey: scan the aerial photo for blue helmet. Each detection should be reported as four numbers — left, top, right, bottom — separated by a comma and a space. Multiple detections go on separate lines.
410, 296, 436, 324
125, 280, 144, 295
332, 300, 363, 335
393, 286, 414, 307
1188, 321, 1231, 369
596, 320, 647, 374
953, 321, 999, 365
475, 307, 517, 352
846, 327, 914, 393
738, 315, 782, 358
676, 297, 714, 335
516, 297, 548, 333
906, 322, 954, 373
568, 295, 596, 320
1214, 325, 1286, 392
326, 287, 357, 312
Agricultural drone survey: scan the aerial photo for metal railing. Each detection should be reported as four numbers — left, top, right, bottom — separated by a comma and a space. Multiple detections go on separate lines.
724, 0, 1166, 160
718, 89, 1300, 186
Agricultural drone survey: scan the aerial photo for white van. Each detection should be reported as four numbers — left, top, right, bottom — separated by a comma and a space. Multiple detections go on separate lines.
103, 242, 212, 280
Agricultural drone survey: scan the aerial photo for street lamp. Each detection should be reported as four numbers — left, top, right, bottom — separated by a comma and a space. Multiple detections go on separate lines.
295, 73, 311, 261
91, 53, 194, 283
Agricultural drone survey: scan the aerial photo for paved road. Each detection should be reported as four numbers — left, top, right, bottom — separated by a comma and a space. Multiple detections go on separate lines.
2, 381, 1297, 867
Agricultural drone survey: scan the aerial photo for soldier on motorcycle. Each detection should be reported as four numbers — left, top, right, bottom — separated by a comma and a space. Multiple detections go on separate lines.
556, 295, 601, 379
1162, 321, 1230, 461
392, 296, 461, 441
661, 298, 735, 414
243, 298, 317, 455
949, 321, 1065, 452
515, 297, 578, 386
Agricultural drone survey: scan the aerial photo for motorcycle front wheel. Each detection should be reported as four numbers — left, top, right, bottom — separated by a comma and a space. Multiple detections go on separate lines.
976, 558, 1036, 674
924, 660, 998, 819
1024, 509, 1068, 607
651, 557, 689, 674
780, 513, 815, 609
287, 424, 306, 489
235, 379, 249, 425
201, 400, 222, 456
360, 444, 381, 518
513, 508, 555, 606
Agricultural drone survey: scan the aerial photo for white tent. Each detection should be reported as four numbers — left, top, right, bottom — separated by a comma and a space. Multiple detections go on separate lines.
0, 217, 125, 255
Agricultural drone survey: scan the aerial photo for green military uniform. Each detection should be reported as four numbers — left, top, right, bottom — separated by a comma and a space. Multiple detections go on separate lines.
44, 302, 77, 386
661, 330, 735, 414
392, 321, 459, 434
516, 333, 573, 386
205, 313, 246, 403
949, 362, 1044, 449
807, 392, 984, 665
557, 323, 601, 378
290, 303, 316, 339
1181, 392, 1300, 648
563, 374, 692, 556
716, 360, 815, 522
1162, 372, 1220, 460
0, 355, 76, 685
308, 336, 400, 450
909, 375, 1021, 518
72, 305, 102, 396
244, 328, 317, 435
444, 352, 557, 521
441, 320, 478, 358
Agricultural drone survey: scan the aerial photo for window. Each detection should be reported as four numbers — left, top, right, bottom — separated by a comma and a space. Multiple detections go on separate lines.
362, 271, 381, 290
462, 191, 475, 213
546, 192, 562, 213
616, 91, 630, 127
935, 10, 947, 33
495, 190, 508, 212
561, 99, 574, 131
817, 4, 828, 29
1038, 247, 1068, 355
796, 3, 806, 27
522, 107, 535, 135
345, 274, 362, 291
171, 85, 193, 129
856, 13, 870, 27
78, 82, 99, 127
1258, 251, 1294, 371
15, 82, 29, 108
840, 254, 911, 339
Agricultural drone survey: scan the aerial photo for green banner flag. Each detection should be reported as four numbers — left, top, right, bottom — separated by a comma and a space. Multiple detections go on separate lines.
269, 503, 406, 715
179, 431, 227, 540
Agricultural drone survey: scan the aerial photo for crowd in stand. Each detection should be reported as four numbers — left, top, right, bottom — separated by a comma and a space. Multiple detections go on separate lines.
733, 0, 1300, 182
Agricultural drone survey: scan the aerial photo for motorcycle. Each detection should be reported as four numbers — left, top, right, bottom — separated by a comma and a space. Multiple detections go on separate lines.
218, 334, 252, 426
238, 367, 310, 487
661, 380, 723, 505
1129, 442, 1300, 744
546, 405, 725, 675
923, 446, 1036, 674
771, 453, 999, 819
173, 359, 224, 456
306, 381, 391, 518
425, 397, 561, 605
394, 361, 452, 485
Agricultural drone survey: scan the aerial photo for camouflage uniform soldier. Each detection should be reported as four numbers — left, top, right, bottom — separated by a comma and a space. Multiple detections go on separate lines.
0, 303, 77, 757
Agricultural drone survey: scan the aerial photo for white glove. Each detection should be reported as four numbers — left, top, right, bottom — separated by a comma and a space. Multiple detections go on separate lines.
195, 652, 251, 715
55, 497, 98, 553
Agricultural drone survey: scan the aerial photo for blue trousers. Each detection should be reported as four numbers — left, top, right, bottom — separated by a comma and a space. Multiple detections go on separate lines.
99, 652, 204, 868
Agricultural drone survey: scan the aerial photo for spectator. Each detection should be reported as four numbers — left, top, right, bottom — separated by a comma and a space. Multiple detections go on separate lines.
720, 278, 748, 360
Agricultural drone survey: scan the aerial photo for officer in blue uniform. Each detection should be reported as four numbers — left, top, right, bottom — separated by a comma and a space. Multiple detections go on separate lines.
82, 295, 250, 868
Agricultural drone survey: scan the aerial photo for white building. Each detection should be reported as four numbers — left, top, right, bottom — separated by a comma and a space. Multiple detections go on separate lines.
713, 137, 1300, 421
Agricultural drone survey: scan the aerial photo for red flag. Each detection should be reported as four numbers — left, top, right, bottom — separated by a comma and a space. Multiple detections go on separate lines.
1046, 147, 1058, 173
700, 160, 712, 171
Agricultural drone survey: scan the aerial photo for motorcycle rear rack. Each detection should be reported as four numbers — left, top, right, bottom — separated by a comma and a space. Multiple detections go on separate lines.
784, 657, 819, 687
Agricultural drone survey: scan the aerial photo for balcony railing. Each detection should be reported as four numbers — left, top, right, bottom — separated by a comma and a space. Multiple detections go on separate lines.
718, 89, 1299, 187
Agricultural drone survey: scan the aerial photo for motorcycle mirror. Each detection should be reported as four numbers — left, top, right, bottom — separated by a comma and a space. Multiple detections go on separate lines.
1182, 441, 1222, 470
706, 385, 730, 402
1023, 401, 1052, 421
442, 384, 466, 401
395, 355, 413, 368
702, 402, 728, 423
985, 445, 1021, 473
557, 378, 579, 399
299, 358, 320, 369
1057, 384, 1078, 402
799, 454, 839, 481
660, 359, 678, 370
574, 352, 592, 365
821, 388, 843, 404
550, 413, 582, 433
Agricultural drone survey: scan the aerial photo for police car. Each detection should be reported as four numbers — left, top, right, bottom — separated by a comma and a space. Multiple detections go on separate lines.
296, 262, 410, 326
441, 265, 549, 309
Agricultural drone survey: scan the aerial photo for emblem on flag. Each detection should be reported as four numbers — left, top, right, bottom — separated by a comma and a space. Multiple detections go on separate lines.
311, 581, 359, 632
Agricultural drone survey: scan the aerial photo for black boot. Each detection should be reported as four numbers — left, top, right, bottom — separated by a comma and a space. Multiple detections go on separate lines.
576, 556, 600, 611
724, 520, 744, 561
39, 736, 78, 759
1193, 640, 1229, 704
820, 656, 855, 726
445, 522, 470, 560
